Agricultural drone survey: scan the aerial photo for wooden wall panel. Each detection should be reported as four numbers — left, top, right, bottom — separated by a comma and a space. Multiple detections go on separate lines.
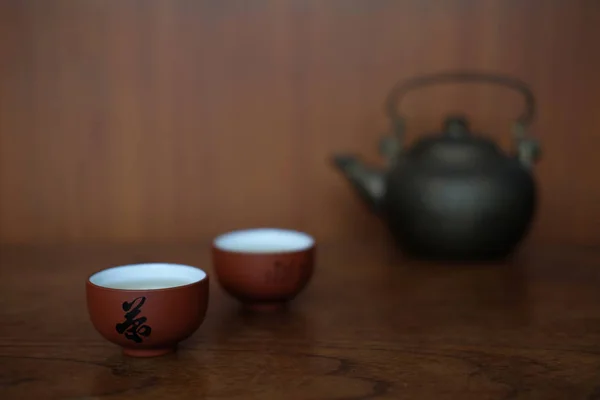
1, 0, 599, 245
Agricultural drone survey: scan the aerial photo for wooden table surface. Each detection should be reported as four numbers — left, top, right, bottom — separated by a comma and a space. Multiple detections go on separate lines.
1, 242, 600, 399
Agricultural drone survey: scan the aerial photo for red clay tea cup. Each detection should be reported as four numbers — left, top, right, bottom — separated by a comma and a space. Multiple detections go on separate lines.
211, 228, 316, 312
86, 263, 209, 357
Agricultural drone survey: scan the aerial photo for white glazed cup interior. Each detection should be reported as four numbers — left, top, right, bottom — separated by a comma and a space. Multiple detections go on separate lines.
88, 263, 207, 290
213, 228, 315, 254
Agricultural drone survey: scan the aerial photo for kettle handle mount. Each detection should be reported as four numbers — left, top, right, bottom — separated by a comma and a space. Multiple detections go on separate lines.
382, 71, 541, 168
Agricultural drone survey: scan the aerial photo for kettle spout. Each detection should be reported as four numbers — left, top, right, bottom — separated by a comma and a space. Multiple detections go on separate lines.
332, 154, 386, 212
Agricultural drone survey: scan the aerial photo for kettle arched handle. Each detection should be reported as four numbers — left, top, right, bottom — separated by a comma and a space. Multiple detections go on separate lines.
382, 71, 540, 167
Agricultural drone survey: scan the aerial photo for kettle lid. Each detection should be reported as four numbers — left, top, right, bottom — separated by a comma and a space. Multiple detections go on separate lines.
408, 115, 501, 158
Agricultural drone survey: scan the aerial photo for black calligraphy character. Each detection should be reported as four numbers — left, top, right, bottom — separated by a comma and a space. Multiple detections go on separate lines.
264, 261, 295, 284
115, 296, 152, 343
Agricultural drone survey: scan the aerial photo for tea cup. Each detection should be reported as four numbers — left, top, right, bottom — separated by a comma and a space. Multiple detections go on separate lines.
212, 228, 315, 312
86, 263, 209, 357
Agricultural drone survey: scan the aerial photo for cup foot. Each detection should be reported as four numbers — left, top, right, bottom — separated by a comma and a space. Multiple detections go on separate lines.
243, 301, 287, 312
122, 346, 177, 358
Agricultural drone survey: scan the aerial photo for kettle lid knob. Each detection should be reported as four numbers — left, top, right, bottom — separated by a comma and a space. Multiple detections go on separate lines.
443, 115, 471, 138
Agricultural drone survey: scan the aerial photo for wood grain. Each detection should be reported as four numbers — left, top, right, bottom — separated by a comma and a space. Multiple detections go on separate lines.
1, 1, 599, 245
2, 241, 600, 399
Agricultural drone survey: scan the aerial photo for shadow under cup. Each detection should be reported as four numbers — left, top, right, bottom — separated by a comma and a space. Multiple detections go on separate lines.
211, 228, 316, 312
86, 263, 209, 358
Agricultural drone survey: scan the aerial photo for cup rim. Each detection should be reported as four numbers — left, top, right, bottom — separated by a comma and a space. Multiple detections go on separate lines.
212, 227, 316, 255
86, 262, 209, 293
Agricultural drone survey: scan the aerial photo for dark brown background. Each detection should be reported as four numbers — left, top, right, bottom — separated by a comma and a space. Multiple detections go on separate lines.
0, 0, 598, 246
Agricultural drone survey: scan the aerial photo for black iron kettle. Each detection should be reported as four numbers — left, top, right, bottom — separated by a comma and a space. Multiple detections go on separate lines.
332, 71, 542, 261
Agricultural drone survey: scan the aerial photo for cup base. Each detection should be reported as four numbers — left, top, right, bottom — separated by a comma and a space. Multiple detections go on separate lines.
243, 301, 288, 312
122, 346, 177, 358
